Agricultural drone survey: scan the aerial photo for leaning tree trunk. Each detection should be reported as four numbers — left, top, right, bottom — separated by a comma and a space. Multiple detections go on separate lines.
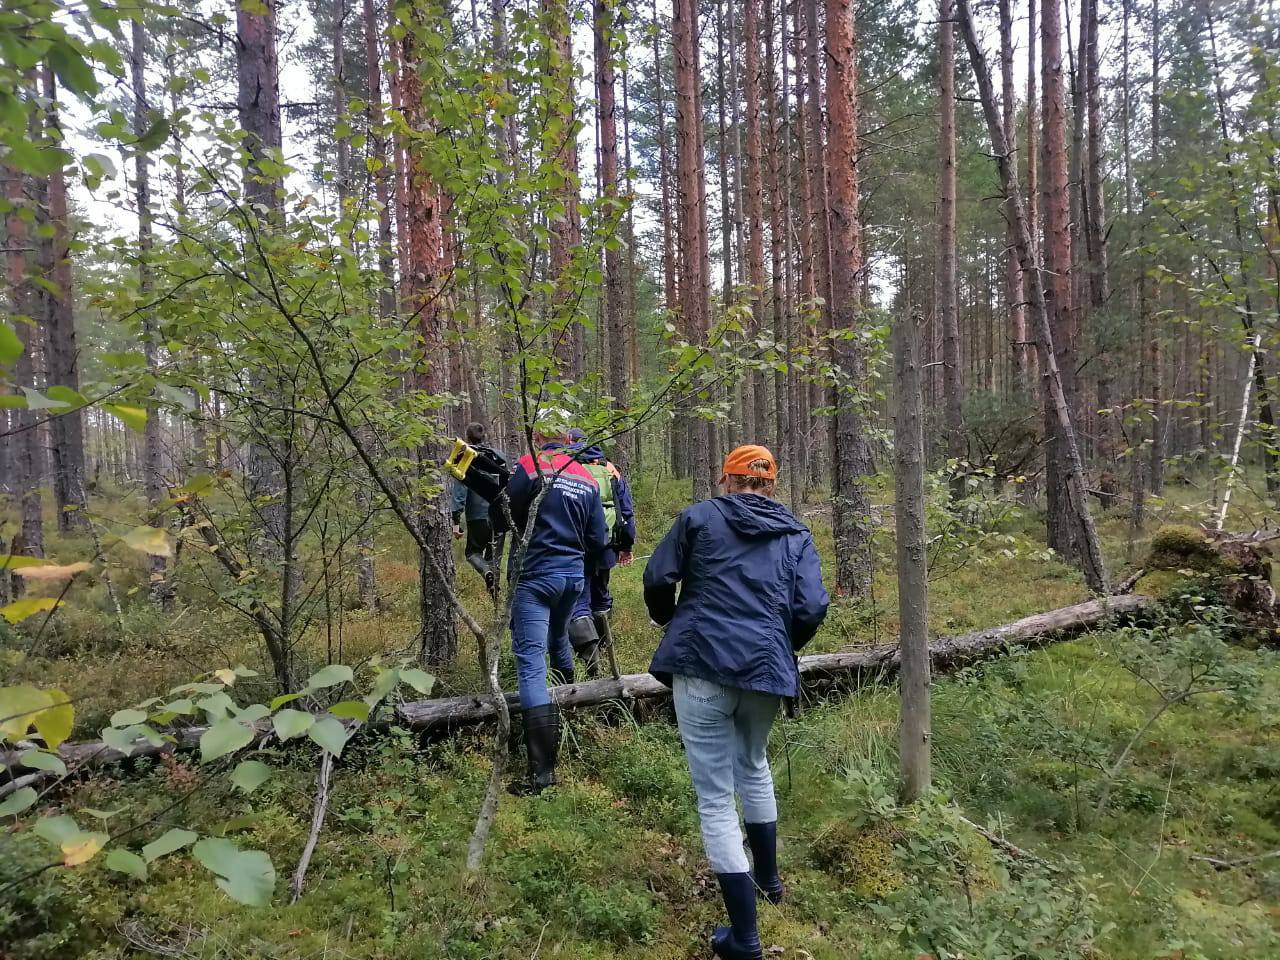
956, 0, 1109, 594
825, 0, 875, 596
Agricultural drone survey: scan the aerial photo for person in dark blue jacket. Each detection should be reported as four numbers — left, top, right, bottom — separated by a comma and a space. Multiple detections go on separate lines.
644, 444, 829, 960
503, 421, 610, 794
451, 421, 508, 598
563, 428, 637, 676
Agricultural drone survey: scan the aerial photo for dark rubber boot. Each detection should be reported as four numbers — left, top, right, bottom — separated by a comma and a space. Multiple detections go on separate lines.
511, 704, 560, 795
745, 821, 784, 904
711, 873, 763, 960
568, 615, 601, 679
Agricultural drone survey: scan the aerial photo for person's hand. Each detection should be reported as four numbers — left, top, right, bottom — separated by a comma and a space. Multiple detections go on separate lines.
617, 550, 634, 567
452, 525, 464, 540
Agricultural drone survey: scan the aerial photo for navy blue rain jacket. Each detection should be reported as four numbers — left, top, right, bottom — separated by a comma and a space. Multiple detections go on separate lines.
644, 493, 829, 698
574, 444, 637, 566
505, 445, 610, 582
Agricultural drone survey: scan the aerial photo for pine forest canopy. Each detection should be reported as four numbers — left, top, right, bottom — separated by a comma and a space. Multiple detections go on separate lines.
0, 0, 1279, 937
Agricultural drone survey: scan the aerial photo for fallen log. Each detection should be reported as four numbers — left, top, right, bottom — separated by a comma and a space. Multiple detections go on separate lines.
2, 593, 1153, 793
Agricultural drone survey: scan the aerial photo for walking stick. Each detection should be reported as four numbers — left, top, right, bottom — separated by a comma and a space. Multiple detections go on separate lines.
597, 611, 622, 681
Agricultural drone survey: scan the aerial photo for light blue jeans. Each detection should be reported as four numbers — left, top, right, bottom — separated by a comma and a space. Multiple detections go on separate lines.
673, 674, 780, 874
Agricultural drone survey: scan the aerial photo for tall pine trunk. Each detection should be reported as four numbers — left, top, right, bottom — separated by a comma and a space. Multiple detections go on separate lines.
825, 0, 874, 595
804, 0, 830, 493
999, 0, 1027, 394
39, 67, 88, 533
939, 0, 964, 493
743, 0, 768, 441
131, 19, 170, 603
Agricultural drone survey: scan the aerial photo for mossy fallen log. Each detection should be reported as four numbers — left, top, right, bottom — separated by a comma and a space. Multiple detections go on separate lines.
1, 593, 1153, 794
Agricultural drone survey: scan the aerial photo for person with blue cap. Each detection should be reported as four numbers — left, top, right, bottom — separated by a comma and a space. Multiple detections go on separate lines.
644, 444, 829, 960
563, 427, 636, 677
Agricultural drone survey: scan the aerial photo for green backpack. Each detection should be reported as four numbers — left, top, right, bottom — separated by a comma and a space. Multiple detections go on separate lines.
585, 461, 618, 535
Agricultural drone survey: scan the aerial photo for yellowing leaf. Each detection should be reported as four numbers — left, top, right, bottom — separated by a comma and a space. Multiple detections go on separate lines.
14, 561, 92, 581
214, 669, 237, 687
0, 686, 73, 749
62, 833, 106, 866
121, 525, 174, 558
0, 554, 45, 571
103, 403, 148, 432
0, 596, 59, 625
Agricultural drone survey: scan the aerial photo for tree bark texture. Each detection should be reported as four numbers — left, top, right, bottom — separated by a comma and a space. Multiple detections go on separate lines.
894, 310, 931, 802
744, 0, 769, 441
939, 0, 965, 490
825, 0, 874, 595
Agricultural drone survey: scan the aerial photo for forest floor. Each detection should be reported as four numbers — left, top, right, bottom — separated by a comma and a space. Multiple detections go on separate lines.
3, 473, 1279, 958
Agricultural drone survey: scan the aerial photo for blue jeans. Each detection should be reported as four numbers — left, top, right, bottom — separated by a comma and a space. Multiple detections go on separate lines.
511, 573, 583, 707
571, 566, 614, 620
673, 674, 780, 874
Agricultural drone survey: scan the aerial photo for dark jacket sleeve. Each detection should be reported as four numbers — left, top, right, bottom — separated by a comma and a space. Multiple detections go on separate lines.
643, 511, 688, 627
789, 532, 829, 651
612, 475, 637, 550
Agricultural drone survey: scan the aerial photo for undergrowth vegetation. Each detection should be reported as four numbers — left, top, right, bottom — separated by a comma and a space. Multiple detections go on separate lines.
3, 476, 1279, 958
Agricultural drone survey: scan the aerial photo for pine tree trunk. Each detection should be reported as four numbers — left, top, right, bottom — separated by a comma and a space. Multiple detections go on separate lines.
1147, 0, 1165, 495
715, 0, 734, 308
595, 0, 629, 467
1025, 0, 1041, 395
236, 0, 295, 691
397, 15, 459, 667
1083, 0, 1116, 503
783, 0, 804, 501
39, 66, 88, 533
804, 0, 830, 494
744, 0, 769, 441
765, 0, 786, 460
1040, 0, 1080, 559
894, 309, 930, 802
825, 0, 874, 595
673, 0, 714, 498
999, 0, 1027, 394
939, 0, 964, 493
131, 19, 170, 603
3, 159, 44, 581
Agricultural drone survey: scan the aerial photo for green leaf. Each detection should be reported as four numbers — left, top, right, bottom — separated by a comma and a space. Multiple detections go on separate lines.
328, 700, 370, 723
229, 759, 273, 795
271, 709, 314, 741
0, 786, 36, 817
269, 692, 302, 711
135, 115, 171, 151
199, 718, 254, 763
109, 708, 148, 727
103, 403, 148, 432
34, 814, 82, 847
142, 827, 198, 863
306, 716, 349, 757
2, 140, 70, 176
104, 848, 148, 880
398, 668, 435, 695
0, 596, 59, 625
0, 322, 22, 365
19, 748, 66, 777
101, 725, 140, 756
0, 686, 73, 747
191, 838, 275, 907
305, 664, 353, 691
48, 40, 100, 98
121, 524, 173, 558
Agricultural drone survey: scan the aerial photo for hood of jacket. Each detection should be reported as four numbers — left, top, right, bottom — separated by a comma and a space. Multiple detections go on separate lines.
708, 493, 807, 538
574, 443, 606, 463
